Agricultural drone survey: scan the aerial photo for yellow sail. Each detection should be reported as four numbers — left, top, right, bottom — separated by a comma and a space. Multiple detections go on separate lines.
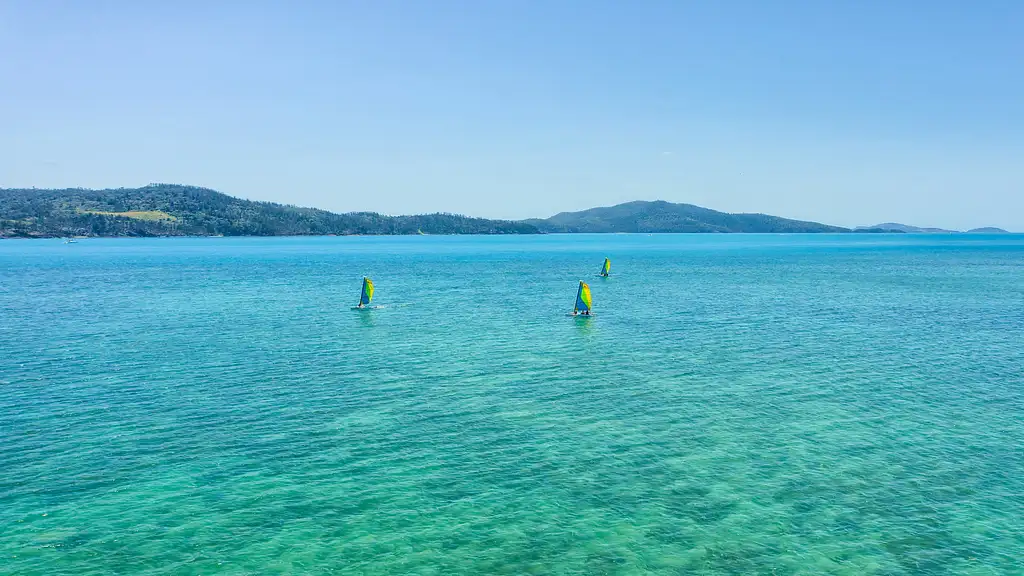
574, 281, 592, 312
360, 277, 374, 306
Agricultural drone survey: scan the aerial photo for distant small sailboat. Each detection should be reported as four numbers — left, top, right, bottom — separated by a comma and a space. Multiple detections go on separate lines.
355, 277, 374, 309
573, 281, 592, 316
64, 237, 77, 244
599, 257, 611, 277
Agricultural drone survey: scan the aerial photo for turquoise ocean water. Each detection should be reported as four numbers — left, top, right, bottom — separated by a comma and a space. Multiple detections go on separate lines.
1, 234, 1022, 575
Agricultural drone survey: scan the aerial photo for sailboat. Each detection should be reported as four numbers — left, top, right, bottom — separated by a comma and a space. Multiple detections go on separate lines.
354, 277, 374, 309
64, 237, 78, 244
599, 257, 611, 277
572, 281, 592, 316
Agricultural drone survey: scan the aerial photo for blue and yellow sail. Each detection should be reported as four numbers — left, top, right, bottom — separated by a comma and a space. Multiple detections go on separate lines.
359, 277, 374, 306
600, 258, 611, 277
574, 281, 592, 313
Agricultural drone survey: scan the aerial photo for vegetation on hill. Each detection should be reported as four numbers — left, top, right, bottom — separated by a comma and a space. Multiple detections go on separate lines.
0, 185, 540, 237
527, 200, 849, 233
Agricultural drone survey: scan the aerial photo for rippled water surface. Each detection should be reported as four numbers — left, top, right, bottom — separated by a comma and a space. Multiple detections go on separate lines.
2, 234, 1022, 575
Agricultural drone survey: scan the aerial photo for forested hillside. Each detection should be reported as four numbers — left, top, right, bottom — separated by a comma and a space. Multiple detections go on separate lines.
1, 186, 870, 238
0, 185, 540, 237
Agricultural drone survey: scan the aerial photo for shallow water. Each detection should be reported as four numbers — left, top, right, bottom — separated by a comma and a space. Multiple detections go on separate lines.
1, 234, 1022, 575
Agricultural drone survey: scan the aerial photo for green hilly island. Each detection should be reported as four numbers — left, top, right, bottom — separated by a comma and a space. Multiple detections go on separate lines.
527, 200, 848, 233
0, 185, 846, 237
0, 185, 539, 237
2, 184, 1007, 238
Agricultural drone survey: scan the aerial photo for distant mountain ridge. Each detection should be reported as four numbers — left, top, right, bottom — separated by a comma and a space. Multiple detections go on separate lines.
857, 223, 1011, 234
0, 185, 1012, 237
856, 222, 958, 234
527, 200, 848, 233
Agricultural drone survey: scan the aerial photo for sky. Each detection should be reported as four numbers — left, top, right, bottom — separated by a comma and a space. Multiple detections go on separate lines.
1, 0, 1022, 229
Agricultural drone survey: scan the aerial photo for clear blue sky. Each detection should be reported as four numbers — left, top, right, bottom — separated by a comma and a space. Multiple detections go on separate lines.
2, 0, 1021, 229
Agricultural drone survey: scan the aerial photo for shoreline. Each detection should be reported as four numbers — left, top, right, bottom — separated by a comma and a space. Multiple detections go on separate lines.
4, 231, 1017, 240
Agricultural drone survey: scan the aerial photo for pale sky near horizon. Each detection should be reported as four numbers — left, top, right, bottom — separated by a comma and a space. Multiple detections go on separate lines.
1, 1, 1022, 229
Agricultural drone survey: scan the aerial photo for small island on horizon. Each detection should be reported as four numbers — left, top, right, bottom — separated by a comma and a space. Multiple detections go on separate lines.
0, 184, 1014, 238
855, 223, 1011, 234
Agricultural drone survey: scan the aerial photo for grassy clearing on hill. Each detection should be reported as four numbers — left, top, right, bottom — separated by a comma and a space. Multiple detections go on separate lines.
78, 209, 177, 221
